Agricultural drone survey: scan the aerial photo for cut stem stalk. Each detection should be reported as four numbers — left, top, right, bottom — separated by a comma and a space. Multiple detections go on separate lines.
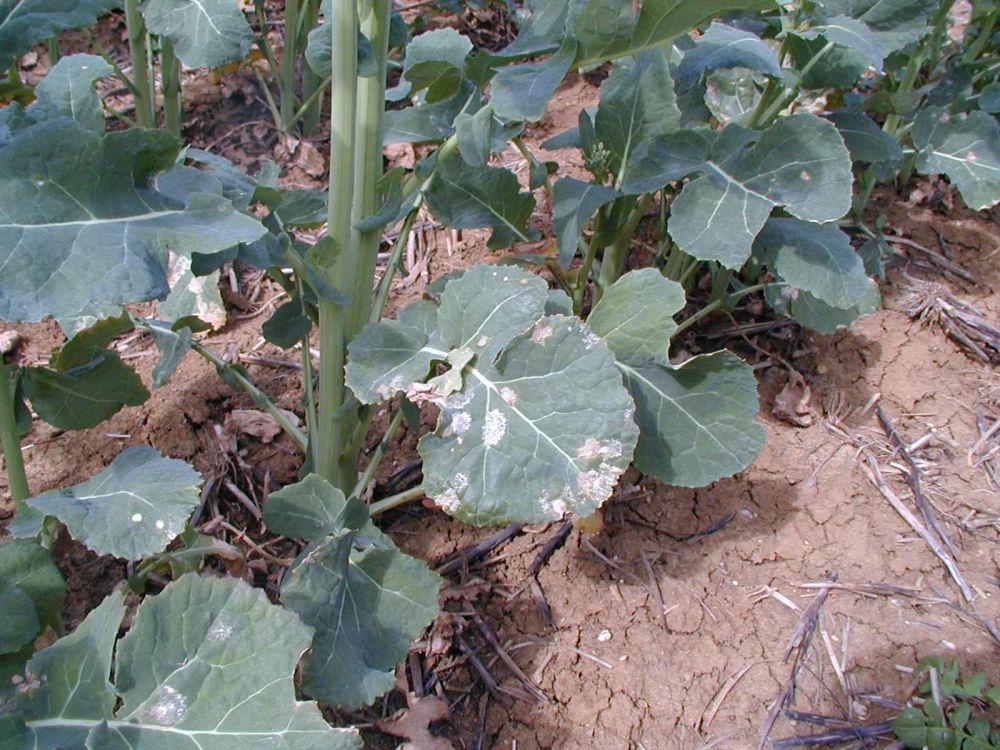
0, 366, 29, 504
124, 0, 155, 128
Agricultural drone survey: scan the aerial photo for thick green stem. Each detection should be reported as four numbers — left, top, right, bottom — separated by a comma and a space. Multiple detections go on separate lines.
317, 0, 361, 489
47, 36, 59, 65
963, 7, 997, 64
124, 0, 155, 128
0, 366, 29, 504
884, 44, 926, 136
280, 0, 301, 130
161, 39, 182, 137
369, 484, 425, 515
350, 405, 402, 498
598, 195, 648, 291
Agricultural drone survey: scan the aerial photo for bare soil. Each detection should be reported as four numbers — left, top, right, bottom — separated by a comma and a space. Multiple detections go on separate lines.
2, 18, 999, 750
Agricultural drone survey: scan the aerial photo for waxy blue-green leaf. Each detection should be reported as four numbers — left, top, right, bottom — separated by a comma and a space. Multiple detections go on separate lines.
756, 218, 870, 309
262, 300, 312, 349
158, 255, 227, 330
423, 156, 536, 249
0, 540, 64, 654
26, 54, 112, 132
348, 265, 639, 524
767, 278, 880, 333
814, 0, 938, 53
825, 111, 902, 163
666, 114, 853, 268
403, 28, 473, 104
21, 350, 149, 431
678, 23, 782, 82
980, 82, 1000, 114
383, 80, 476, 144
5, 575, 362, 749
141, 0, 253, 69
595, 49, 682, 185
622, 129, 713, 195
145, 319, 193, 388
281, 529, 441, 709
797, 16, 883, 73
587, 269, 684, 363
490, 39, 577, 123
704, 67, 765, 127
551, 178, 621, 266
913, 108, 1000, 210
0, 0, 119, 68
26, 446, 202, 560
617, 352, 764, 487
264, 474, 383, 544
0, 120, 266, 324
0, 587, 37, 655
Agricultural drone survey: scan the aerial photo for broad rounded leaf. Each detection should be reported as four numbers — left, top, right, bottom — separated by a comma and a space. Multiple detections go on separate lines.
0, 586, 38, 655
913, 108, 1000, 210
587, 269, 684, 363
281, 530, 442, 709
141, 0, 253, 69
264, 474, 383, 543
26, 54, 112, 132
798, 16, 883, 73
26, 446, 202, 560
618, 351, 764, 487
0, 540, 65, 639
678, 23, 782, 81
490, 40, 577, 122
0, 120, 266, 324
667, 114, 852, 268
767, 278, 880, 334
158, 255, 227, 330
403, 29, 472, 103
551, 178, 621, 266
7, 575, 362, 748
421, 315, 638, 525
756, 218, 870, 309
346, 317, 441, 404
813, 0, 938, 53
0, 0, 119, 67
825, 111, 902, 164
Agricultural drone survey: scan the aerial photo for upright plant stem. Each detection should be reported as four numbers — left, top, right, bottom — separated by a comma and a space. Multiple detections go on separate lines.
47, 37, 59, 65
317, 0, 360, 489
301, 0, 325, 133
124, 0, 155, 128
161, 39, 182, 137
963, 6, 997, 64
0, 367, 29, 504
280, 0, 301, 131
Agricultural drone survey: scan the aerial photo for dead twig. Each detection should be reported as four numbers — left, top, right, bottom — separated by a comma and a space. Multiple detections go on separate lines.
899, 279, 1000, 364
436, 524, 523, 576
772, 720, 894, 749
527, 520, 573, 628
472, 612, 547, 703
886, 236, 977, 284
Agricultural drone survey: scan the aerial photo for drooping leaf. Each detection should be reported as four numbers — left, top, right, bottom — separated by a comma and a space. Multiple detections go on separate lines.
665, 114, 853, 268
423, 155, 536, 249
306, 24, 377, 78
0, 0, 119, 68
678, 23, 782, 81
766, 277, 880, 333
454, 105, 513, 166
144, 318, 193, 388
787, 34, 868, 88
617, 351, 764, 487
913, 108, 1000, 210
383, 80, 476, 144
26, 54, 112, 132
490, 39, 577, 122
281, 528, 441, 709
0, 120, 266, 324
26, 446, 202, 560
348, 265, 639, 524
797, 15, 884, 73
158, 255, 227, 330
0, 539, 64, 652
551, 177, 621, 266
587, 269, 685, 363
262, 300, 313, 349
21, 350, 149, 431
6, 575, 362, 748
53, 313, 135, 371
274, 189, 328, 228
621, 129, 713, 195
403, 28, 473, 103
595, 49, 682, 185
141, 0, 253, 69
825, 110, 902, 163
756, 218, 870, 309
980, 82, 1000, 114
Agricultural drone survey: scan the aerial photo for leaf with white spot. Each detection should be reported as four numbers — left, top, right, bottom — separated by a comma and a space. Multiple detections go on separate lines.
0, 120, 266, 325
665, 113, 853, 268
25, 446, 202, 560
4, 575, 362, 749
141, 0, 253, 69
616, 352, 764, 487
347, 264, 639, 525
913, 108, 1000, 210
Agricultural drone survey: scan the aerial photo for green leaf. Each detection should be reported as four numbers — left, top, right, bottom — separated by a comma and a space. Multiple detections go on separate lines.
756, 218, 870, 309
814, 0, 938, 54
0, 0, 119, 68
21, 350, 149, 431
345, 316, 441, 404
306, 24, 377, 78
551, 177, 621, 266
767, 278, 880, 334
913, 108, 1000, 211
9, 575, 362, 748
274, 189, 328, 228
403, 28, 472, 103
704, 67, 765, 127
141, 0, 252, 69
622, 129, 713, 195
0, 120, 266, 324
617, 351, 764, 487
788, 34, 867, 88
825, 111, 902, 163
26, 54, 112, 132
666, 114, 853, 268
281, 529, 441, 709
678, 23, 782, 82
144, 318, 193, 388
0, 586, 38, 655
0, 539, 64, 650
262, 300, 313, 349
980, 82, 1000, 114
263, 473, 381, 543
26, 446, 202, 560
157, 256, 227, 330
54, 313, 135, 371
383, 80, 476, 144
894, 705, 932, 748
798, 15, 884, 73
587, 269, 685, 363
455, 106, 499, 166
490, 39, 578, 122
595, 49, 682, 185
424, 156, 536, 249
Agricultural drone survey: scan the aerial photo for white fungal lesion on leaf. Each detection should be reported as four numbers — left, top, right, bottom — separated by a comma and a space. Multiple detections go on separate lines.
482, 409, 507, 447
531, 322, 552, 344
139, 685, 189, 726
131, 512, 143, 523
499, 386, 517, 406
